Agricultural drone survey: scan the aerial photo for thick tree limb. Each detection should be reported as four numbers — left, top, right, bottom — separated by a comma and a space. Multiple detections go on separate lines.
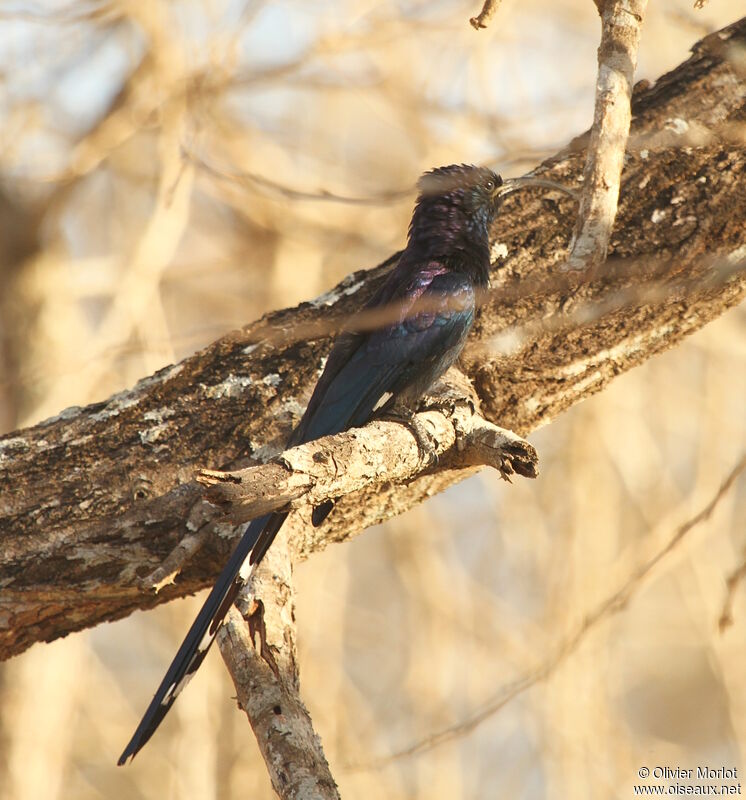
565, 0, 648, 271
1, 18, 745, 662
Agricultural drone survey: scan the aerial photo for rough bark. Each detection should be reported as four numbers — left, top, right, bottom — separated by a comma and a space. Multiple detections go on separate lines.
217, 536, 341, 800
1, 18, 745, 661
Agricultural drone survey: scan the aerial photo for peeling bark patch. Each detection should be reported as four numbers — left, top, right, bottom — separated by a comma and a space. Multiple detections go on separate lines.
202, 374, 255, 399
139, 423, 171, 445
0, 436, 29, 462
88, 390, 142, 423
142, 407, 176, 423
664, 116, 690, 134
309, 274, 367, 308
490, 242, 509, 263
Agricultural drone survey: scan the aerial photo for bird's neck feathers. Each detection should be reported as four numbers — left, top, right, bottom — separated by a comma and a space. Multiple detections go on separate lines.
406, 194, 491, 286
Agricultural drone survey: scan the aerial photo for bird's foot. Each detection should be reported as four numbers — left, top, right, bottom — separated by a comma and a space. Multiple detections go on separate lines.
379, 410, 439, 467
419, 389, 476, 418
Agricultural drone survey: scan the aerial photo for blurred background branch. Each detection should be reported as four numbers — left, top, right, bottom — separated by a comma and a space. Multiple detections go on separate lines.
353, 451, 746, 769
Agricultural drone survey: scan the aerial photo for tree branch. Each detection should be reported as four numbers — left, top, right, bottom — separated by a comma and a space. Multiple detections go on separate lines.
217, 532, 340, 800
1, 18, 745, 662
469, 0, 503, 30
197, 381, 537, 526
565, 0, 648, 271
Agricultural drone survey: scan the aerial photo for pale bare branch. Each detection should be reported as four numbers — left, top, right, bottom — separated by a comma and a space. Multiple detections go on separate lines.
197, 389, 537, 523
565, 0, 648, 271
218, 536, 341, 800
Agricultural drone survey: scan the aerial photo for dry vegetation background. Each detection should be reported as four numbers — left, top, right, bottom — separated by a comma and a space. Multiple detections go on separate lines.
1, 1, 745, 798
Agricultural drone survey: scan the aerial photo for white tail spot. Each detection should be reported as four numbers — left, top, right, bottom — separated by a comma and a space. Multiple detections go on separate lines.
373, 392, 393, 411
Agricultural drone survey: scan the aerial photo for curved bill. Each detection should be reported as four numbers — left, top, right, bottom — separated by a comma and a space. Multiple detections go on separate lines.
493, 176, 580, 202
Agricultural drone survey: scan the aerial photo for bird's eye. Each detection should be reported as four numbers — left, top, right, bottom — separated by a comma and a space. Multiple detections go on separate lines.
484, 179, 495, 192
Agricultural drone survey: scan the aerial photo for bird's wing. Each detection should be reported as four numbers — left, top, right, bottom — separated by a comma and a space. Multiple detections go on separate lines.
298, 267, 475, 442
250, 269, 474, 558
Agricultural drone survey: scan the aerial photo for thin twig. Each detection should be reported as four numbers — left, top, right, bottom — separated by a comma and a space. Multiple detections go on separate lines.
719, 553, 746, 632
157, 252, 742, 376
469, 0, 503, 30
139, 502, 217, 591
195, 154, 413, 206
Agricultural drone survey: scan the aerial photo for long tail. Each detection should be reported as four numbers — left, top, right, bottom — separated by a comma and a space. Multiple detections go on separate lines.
118, 511, 288, 765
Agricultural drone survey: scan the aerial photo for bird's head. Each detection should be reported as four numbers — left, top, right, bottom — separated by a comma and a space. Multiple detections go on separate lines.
408, 164, 577, 281
415, 164, 503, 240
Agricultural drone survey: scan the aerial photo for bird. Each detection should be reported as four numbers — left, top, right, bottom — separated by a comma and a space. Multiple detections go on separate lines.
118, 163, 568, 764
